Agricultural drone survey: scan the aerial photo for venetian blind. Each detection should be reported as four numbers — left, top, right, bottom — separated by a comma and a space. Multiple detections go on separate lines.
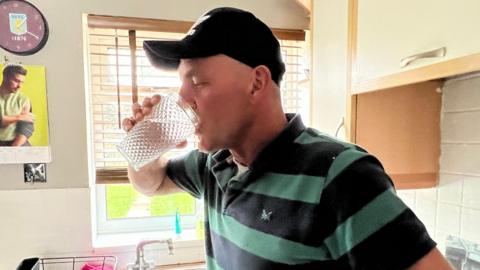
87, 15, 307, 184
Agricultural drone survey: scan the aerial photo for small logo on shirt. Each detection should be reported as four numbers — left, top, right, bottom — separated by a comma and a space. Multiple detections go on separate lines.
260, 209, 273, 222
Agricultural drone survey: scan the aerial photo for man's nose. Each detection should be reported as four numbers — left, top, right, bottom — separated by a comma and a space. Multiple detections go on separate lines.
178, 84, 192, 102
178, 85, 197, 112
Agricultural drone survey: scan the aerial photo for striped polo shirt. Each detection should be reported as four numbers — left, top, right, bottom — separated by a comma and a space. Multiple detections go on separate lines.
167, 114, 435, 269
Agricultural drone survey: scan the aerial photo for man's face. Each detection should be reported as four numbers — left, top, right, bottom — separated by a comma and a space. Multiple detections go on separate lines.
178, 55, 256, 153
4, 73, 25, 93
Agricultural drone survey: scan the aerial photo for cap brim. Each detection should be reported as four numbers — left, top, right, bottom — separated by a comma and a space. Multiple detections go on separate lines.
143, 40, 192, 70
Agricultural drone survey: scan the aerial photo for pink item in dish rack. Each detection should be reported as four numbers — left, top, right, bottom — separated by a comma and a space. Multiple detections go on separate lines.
81, 263, 114, 270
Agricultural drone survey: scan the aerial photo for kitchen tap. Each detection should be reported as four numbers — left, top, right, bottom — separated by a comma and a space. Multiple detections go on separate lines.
128, 238, 174, 270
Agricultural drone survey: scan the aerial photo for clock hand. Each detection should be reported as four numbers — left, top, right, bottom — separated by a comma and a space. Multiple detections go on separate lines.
26, 31, 39, 39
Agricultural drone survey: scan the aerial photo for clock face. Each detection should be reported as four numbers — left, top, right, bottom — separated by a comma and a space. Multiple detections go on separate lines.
0, 0, 49, 55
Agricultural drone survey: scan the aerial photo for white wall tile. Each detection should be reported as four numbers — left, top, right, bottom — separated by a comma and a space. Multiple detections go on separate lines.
416, 187, 438, 202
443, 75, 480, 111
462, 177, 480, 209
414, 197, 437, 229
440, 144, 480, 175
460, 208, 480, 244
436, 203, 461, 234
397, 190, 416, 209
440, 77, 480, 248
438, 174, 463, 204
442, 112, 480, 142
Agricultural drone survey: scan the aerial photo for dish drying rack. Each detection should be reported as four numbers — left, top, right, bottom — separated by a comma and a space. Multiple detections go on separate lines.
17, 255, 117, 270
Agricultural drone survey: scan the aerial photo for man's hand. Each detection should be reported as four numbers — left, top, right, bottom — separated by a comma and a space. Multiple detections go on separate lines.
122, 94, 185, 196
122, 95, 161, 132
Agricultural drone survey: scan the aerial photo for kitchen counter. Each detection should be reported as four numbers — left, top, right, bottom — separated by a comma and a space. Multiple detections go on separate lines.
153, 261, 206, 270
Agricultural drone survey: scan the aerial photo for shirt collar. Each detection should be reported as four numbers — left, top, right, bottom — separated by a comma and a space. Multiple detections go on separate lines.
209, 113, 306, 171
249, 113, 305, 172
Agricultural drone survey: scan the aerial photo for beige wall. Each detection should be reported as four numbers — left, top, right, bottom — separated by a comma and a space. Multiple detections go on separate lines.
0, 1, 308, 269
310, 0, 348, 135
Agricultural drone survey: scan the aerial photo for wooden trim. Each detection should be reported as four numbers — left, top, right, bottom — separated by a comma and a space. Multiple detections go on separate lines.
154, 262, 206, 270
87, 14, 305, 40
346, 95, 357, 142
346, 0, 358, 142
96, 168, 129, 184
353, 52, 480, 94
272, 29, 305, 41
391, 173, 439, 189
88, 15, 193, 33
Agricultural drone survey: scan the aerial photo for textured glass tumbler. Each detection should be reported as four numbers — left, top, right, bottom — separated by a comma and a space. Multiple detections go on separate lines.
117, 93, 198, 171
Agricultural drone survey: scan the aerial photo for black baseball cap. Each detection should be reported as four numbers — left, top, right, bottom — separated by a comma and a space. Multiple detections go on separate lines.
143, 7, 286, 84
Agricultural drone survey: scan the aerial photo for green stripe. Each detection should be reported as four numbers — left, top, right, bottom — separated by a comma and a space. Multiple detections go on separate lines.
294, 130, 352, 147
241, 173, 325, 203
294, 131, 333, 145
182, 151, 205, 195
324, 149, 369, 187
208, 207, 331, 264
325, 187, 407, 259
206, 255, 224, 270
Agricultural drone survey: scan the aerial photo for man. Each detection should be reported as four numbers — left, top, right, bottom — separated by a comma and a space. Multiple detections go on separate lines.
0, 64, 34, 146
123, 7, 453, 269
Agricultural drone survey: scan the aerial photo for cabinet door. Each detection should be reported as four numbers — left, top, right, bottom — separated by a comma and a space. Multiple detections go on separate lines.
355, 0, 480, 83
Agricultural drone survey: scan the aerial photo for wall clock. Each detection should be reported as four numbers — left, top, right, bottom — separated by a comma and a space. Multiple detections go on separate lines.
0, 0, 49, 55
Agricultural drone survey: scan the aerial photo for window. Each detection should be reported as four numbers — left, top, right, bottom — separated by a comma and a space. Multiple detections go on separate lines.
86, 15, 308, 235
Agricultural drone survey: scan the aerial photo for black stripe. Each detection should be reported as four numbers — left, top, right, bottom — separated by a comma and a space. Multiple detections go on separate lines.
335, 210, 436, 270
207, 227, 351, 270
315, 156, 394, 241
204, 220, 214, 258
224, 189, 322, 246
254, 141, 349, 177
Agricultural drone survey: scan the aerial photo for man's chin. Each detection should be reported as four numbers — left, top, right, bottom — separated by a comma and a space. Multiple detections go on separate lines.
197, 140, 220, 154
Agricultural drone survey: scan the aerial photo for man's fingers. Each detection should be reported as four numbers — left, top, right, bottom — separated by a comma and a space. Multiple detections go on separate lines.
132, 102, 142, 115
127, 96, 161, 129
142, 97, 152, 107
134, 111, 144, 122
142, 106, 152, 116
122, 117, 135, 132
151, 94, 161, 105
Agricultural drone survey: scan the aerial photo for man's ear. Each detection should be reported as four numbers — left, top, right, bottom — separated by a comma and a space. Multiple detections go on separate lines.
251, 65, 271, 95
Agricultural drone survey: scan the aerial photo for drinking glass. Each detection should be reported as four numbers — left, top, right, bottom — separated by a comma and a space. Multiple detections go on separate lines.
117, 93, 198, 171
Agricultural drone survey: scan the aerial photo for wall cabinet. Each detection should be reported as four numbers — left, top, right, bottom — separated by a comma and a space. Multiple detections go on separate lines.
346, 0, 480, 189
355, 0, 480, 85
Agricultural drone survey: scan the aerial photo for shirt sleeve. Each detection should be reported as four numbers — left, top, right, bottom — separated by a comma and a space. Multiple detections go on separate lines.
320, 148, 436, 269
166, 149, 209, 199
